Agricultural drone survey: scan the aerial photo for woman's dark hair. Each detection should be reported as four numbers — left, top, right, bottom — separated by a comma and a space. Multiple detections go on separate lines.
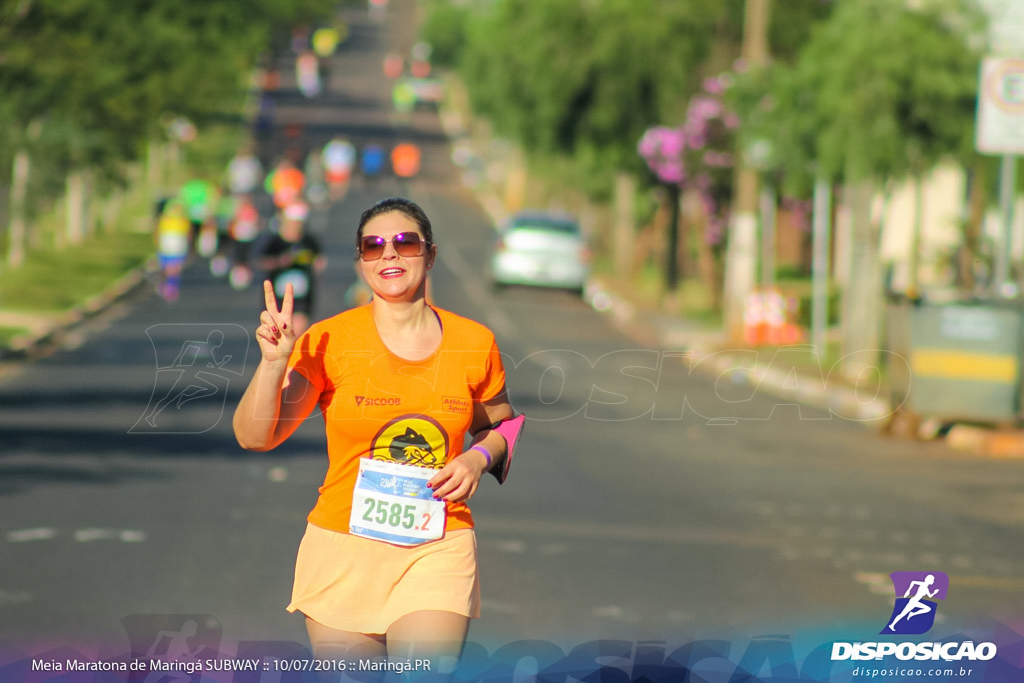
355, 197, 434, 252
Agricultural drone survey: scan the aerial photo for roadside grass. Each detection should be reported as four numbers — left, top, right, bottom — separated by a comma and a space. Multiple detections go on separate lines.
0, 123, 247, 346
0, 221, 156, 345
594, 258, 725, 329
0, 226, 155, 312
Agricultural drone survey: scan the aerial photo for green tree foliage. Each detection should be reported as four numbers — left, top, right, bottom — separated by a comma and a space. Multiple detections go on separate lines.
419, 0, 472, 69
434, 0, 835, 199
0, 0, 336, 177
733, 0, 984, 190
455, 0, 721, 195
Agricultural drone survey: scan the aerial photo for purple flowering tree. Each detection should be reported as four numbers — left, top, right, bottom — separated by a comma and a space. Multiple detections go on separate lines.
638, 126, 687, 291
638, 75, 737, 298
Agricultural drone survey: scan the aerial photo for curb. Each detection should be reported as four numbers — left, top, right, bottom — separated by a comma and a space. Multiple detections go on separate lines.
0, 259, 155, 361
946, 424, 1024, 458
686, 346, 894, 424
584, 277, 894, 426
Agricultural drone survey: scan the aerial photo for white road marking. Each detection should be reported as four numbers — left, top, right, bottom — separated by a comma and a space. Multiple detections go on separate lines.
7, 527, 57, 542
73, 528, 146, 543
492, 539, 527, 554
0, 589, 32, 606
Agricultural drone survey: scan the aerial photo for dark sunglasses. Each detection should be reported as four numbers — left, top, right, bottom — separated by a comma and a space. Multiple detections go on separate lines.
358, 232, 427, 261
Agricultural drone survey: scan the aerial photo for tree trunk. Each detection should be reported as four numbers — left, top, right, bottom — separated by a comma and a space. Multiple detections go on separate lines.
102, 190, 124, 234
65, 170, 87, 247
665, 183, 682, 294
723, 170, 759, 342
7, 120, 43, 268
839, 179, 884, 380
146, 139, 163, 191
760, 183, 777, 289
84, 170, 97, 239
722, 0, 771, 340
612, 172, 635, 280
907, 173, 924, 299
957, 159, 986, 293
7, 148, 31, 269
811, 176, 832, 354
691, 193, 723, 311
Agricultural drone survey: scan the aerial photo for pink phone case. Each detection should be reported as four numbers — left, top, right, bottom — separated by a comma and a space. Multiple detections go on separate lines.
489, 413, 525, 484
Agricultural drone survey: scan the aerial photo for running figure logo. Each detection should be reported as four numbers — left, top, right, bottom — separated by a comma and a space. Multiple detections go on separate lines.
121, 613, 221, 682
881, 571, 949, 635
132, 324, 249, 434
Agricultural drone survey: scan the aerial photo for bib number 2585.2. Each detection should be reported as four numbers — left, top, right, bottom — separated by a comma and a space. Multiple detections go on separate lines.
349, 458, 445, 546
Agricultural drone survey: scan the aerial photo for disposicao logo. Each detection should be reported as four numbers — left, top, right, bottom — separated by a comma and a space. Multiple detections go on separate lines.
831, 571, 998, 663
881, 571, 948, 635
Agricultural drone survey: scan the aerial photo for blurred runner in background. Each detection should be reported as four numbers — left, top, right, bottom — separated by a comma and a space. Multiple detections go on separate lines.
304, 148, 329, 208
322, 136, 357, 200
154, 201, 191, 303
227, 196, 263, 291
226, 145, 264, 197
257, 201, 325, 335
391, 142, 422, 179
312, 23, 343, 85
391, 77, 416, 120
312, 26, 339, 58
291, 26, 310, 54
296, 50, 322, 98
209, 187, 238, 277
255, 93, 276, 139
360, 143, 386, 184
177, 176, 219, 258
265, 158, 306, 211
383, 51, 403, 79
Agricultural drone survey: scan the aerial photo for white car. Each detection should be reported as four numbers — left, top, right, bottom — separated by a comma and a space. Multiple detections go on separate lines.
490, 211, 590, 295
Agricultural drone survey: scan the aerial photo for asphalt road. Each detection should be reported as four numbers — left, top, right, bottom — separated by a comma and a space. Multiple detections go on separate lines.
2, 2, 1024, 680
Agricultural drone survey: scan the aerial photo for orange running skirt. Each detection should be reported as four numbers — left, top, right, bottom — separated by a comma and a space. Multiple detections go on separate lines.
287, 523, 480, 634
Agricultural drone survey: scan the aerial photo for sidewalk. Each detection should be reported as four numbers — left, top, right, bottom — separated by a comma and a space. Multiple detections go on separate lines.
584, 275, 895, 426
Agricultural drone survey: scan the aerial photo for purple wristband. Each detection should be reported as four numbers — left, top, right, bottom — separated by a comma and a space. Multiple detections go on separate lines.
469, 445, 492, 469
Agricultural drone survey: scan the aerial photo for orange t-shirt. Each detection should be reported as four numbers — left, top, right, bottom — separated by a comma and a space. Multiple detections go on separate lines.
287, 304, 507, 535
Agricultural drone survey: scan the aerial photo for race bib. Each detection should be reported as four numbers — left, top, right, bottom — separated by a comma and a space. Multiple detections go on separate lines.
159, 233, 189, 257
274, 268, 310, 298
349, 459, 445, 546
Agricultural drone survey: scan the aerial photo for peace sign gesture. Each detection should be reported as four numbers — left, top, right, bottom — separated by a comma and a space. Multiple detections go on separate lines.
255, 279, 298, 363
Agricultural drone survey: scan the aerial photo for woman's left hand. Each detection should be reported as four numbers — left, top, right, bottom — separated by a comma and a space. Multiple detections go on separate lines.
427, 449, 489, 503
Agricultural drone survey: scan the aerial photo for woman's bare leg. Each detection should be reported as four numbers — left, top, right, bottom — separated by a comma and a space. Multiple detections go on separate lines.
386, 610, 469, 680
305, 617, 387, 682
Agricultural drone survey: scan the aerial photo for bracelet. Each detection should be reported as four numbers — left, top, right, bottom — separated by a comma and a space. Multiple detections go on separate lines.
469, 445, 492, 469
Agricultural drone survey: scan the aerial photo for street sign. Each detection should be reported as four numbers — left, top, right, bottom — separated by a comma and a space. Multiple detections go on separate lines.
975, 57, 1024, 155
976, 0, 1024, 58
